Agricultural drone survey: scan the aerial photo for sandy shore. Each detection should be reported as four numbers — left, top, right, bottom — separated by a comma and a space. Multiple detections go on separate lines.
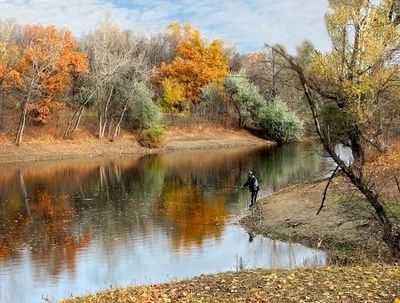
0, 127, 272, 164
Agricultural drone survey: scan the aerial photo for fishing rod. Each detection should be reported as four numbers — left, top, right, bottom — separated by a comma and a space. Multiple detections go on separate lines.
195, 185, 242, 190
154, 184, 245, 191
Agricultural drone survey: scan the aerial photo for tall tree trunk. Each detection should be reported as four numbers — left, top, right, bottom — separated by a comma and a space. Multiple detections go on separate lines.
99, 118, 107, 139
64, 105, 80, 139
71, 106, 84, 134
15, 98, 30, 146
98, 115, 108, 139
64, 90, 96, 139
106, 121, 113, 139
98, 115, 104, 139
111, 101, 128, 142
98, 85, 113, 140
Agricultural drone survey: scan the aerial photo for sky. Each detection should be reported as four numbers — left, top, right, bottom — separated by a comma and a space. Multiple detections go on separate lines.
0, 0, 331, 53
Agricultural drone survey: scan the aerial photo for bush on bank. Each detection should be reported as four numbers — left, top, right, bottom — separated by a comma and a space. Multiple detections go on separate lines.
260, 98, 303, 143
223, 73, 303, 143
129, 85, 164, 147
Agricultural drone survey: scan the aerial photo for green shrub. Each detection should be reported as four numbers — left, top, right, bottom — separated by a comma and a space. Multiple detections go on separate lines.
223, 72, 302, 142
128, 85, 164, 147
223, 72, 265, 127
259, 98, 303, 143
129, 86, 161, 128
138, 125, 164, 148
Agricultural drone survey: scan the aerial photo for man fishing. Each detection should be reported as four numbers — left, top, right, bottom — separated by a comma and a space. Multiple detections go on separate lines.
242, 171, 259, 207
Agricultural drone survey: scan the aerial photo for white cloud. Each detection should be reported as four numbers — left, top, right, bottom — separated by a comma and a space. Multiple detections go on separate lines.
0, 0, 331, 53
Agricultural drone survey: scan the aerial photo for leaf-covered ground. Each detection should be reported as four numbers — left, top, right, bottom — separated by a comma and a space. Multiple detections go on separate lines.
62, 265, 399, 303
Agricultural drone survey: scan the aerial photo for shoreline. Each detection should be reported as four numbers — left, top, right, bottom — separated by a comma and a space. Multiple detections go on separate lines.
62, 265, 400, 303
239, 177, 391, 264
0, 128, 273, 164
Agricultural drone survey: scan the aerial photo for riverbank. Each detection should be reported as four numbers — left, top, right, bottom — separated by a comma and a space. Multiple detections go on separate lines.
62, 264, 400, 303
241, 178, 384, 264
241, 142, 400, 264
0, 126, 271, 164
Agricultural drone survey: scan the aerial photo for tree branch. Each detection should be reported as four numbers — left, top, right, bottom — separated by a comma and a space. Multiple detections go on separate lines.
316, 165, 340, 215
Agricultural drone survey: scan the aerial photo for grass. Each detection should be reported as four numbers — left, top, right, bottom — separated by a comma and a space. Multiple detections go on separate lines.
386, 201, 400, 218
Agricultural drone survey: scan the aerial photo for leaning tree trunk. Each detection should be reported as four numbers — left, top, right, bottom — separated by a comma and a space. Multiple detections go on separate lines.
304, 76, 400, 258
64, 104, 83, 139
99, 112, 107, 139
71, 106, 84, 134
273, 46, 400, 259
111, 100, 128, 142
98, 85, 113, 140
64, 89, 97, 139
15, 98, 30, 146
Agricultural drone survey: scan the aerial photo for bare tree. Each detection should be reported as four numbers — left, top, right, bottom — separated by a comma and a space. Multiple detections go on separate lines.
242, 49, 302, 105
110, 61, 151, 141
64, 19, 150, 139
224, 47, 243, 72
145, 32, 177, 68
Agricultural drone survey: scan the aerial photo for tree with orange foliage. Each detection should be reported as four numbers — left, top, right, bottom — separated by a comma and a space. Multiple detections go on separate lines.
15, 24, 88, 145
0, 19, 22, 129
157, 23, 229, 110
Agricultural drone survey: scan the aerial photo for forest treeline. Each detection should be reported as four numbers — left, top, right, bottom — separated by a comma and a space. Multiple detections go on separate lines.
0, 18, 304, 146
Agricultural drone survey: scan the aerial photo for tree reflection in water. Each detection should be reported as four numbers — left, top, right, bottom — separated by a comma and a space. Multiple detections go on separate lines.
0, 143, 328, 302
156, 187, 228, 251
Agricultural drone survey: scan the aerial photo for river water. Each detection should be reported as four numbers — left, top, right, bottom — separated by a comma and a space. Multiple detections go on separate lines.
0, 143, 331, 303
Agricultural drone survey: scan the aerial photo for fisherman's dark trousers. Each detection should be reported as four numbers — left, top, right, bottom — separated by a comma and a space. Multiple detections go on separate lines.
250, 190, 258, 207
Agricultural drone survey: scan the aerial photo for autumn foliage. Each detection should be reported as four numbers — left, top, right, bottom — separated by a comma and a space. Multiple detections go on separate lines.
2, 24, 89, 145
0, 44, 21, 94
158, 23, 229, 110
18, 25, 88, 124
272, 0, 400, 258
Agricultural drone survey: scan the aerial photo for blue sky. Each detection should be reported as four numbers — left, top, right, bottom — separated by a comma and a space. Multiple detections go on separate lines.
0, 0, 331, 53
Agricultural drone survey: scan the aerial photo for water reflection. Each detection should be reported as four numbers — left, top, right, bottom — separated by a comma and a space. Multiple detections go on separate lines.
0, 143, 329, 303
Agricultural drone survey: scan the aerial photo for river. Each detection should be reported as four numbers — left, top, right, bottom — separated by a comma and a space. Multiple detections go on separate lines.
0, 143, 331, 303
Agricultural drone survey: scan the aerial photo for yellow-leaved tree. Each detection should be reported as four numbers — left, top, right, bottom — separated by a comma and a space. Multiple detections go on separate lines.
160, 78, 186, 111
157, 23, 229, 111
273, 0, 400, 257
